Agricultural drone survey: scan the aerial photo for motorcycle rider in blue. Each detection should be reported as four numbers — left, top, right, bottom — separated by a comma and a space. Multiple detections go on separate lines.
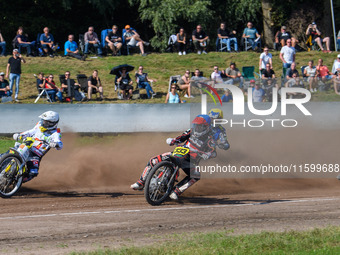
131, 114, 217, 200
208, 108, 230, 151
12, 111, 63, 182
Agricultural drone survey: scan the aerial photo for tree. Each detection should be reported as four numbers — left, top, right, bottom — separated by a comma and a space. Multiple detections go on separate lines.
129, 0, 213, 51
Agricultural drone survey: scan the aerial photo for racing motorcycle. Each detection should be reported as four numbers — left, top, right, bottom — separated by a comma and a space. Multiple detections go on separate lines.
144, 144, 202, 206
0, 137, 50, 198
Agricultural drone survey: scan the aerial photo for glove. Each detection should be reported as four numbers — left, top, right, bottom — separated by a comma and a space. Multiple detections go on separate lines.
13, 133, 21, 141
49, 142, 57, 148
201, 152, 211, 160
166, 138, 174, 145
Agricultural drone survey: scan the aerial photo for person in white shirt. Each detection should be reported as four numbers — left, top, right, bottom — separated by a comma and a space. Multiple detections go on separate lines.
259, 47, 272, 72
280, 39, 295, 68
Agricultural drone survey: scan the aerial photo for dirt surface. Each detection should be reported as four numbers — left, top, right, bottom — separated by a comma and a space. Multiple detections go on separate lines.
0, 131, 339, 255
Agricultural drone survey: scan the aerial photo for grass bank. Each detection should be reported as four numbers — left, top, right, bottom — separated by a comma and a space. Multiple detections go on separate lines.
0, 51, 339, 103
70, 226, 340, 255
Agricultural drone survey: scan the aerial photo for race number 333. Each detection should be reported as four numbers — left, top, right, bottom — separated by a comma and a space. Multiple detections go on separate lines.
173, 147, 189, 156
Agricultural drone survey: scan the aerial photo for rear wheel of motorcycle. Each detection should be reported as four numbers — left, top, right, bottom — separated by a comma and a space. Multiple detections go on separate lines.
0, 154, 23, 198
144, 161, 176, 206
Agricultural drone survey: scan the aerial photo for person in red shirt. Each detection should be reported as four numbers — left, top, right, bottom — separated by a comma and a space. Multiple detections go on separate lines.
316, 58, 333, 82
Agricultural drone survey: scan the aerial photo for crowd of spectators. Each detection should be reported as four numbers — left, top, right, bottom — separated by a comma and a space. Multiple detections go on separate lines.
0, 21, 340, 103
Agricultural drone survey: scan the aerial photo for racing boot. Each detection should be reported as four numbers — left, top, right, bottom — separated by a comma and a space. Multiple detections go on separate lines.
130, 179, 145, 190
169, 177, 198, 200
23, 169, 39, 183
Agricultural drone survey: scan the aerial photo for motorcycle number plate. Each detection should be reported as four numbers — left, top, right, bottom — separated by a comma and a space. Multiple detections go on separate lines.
172, 147, 189, 156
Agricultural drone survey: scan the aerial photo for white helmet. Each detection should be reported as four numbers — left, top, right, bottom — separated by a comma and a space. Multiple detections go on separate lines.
39, 111, 59, 131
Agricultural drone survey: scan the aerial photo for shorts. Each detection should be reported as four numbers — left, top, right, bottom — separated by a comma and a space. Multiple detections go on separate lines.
120, 83, 133, 91
127, 38, 138, 47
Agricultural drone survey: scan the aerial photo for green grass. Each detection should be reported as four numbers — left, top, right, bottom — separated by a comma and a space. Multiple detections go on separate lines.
0, 51, 339, 104
70, 226, 340, 255
0, 137, 15, 152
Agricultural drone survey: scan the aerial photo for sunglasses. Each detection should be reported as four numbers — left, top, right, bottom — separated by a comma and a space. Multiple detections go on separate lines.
49, 76, 53, 78
171, 87, 176, 89
65, 73, 70, 76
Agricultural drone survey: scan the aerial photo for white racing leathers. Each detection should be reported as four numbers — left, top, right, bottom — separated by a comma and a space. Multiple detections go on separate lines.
18, 123, 63, 179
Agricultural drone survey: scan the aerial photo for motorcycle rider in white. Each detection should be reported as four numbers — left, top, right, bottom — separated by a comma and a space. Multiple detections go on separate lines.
12, 111, 63, 182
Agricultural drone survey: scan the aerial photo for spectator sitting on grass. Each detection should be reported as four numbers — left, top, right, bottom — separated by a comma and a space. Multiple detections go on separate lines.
40, 27, 57, 57
165, 83, 182, 103
225, 62, 243, 88
84, 26, 103, 57
61, 71, 84, 102
285, 62, 299, 81
211, 66, 224, 84
105, 25, 123, 56
252, 83, 265, 102
116, 67, 133, 100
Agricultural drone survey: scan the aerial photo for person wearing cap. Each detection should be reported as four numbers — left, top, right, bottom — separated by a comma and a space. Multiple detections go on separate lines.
0, 72, 10, 98
0, 30, 6, 56
123, 25, 150, 56
252, 82, 265, 102
5, 49, 26, 102
275, 26, 298, 49
225, 62, 243, 88
306, 22, 331, 53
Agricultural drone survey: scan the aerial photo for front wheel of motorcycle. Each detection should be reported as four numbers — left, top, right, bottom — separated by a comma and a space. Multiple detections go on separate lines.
144, 161, 176, 206
0, 154, 23, 198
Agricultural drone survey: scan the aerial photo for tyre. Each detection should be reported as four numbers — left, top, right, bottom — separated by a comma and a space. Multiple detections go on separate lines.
144, 161, 176, 206
0, 154, 23, 198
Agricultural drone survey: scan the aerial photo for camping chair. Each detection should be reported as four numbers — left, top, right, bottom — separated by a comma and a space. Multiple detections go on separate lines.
216, 38, 228, 52
34, 75, 52, 103
122, 27, 139, 55
242, 66, 261, 87
166, 34, 177, 53
59, 74, 75, 102
168, 75, 182, 92
36, 33, 44, 56
242, 37, 261, 51
101, 28, 112, 55
76, 74, 88, 93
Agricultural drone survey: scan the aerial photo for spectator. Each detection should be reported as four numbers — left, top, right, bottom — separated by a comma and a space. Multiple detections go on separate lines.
116, 67, 133, 100
306, 22, 331, 53
211, 66, 224, 84
123, 25, 149, 56
0, 72, 10, 98
178, 70, 192, 98
337, 30, 340, 50
40, 27, 57, 57
332, 54, 340, 74
316, 58, 333, 82
105, 25, 123, 56
61, 71, 84, 102
36, 72, 45, 89
84, 26, 103, 57
135, 66, 156, 99
275, 26, 299, 49
252, 83, 265, 102
64, 34, 86, 61
165, 83, 182, 103
285, 72, 304, 88
15, 27, 35, 57
217, 22, 238, 52
225, 62, 243, 88
222, 89, 232, 102
5, 49, 26, 102
259, 47, 272, 72
280, 39, 295, 68
175, 28, 186, 55
333, 72, 340, 95
87, 70, 103, 101
286, 62, 299, 80
0, 30, 6, 56
261, 63, 278, 89
43, 74, 62, 102
242, 22, 261, 51
192, 25, 209, 54
304, 60, 318, 93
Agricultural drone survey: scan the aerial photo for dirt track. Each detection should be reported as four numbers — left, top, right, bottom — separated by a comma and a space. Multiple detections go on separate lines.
0, 131, 339, 254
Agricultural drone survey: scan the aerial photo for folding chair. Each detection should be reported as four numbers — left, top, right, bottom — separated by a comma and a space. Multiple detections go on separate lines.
216, 38, 228, 52
78, 34, 85, 53
242, 66, 261, 89
122, 27, 139, 55
168, 75, 181, 92
34, 75, 52, 103
166, 35, 177, 53
76, 74, 88, 93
